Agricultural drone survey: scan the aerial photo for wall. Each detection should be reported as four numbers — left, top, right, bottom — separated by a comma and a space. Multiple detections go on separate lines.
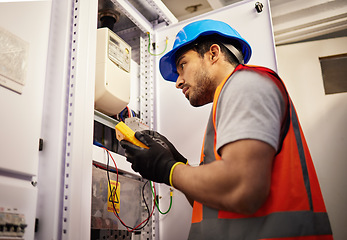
276, 37, 347, 240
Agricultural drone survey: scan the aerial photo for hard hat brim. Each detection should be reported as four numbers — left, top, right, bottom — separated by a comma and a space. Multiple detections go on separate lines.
159, 20, 252, 82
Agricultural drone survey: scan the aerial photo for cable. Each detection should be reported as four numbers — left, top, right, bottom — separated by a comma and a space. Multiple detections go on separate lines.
102, 147, 156, 232
93, 140, 105, 148
147, 32, 168, 56
131, 110, 136, 117
94, 140, 173, 216
126, 106, 131, 118
150, 181, 173, 215
93, 141, 155, 231
93, 162, 118, 174
118, 108, 125, 122
116, 106, 136, 122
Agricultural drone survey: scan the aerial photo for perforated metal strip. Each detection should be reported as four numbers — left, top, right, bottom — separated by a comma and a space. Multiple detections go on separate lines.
141, 182, 156, 240
110, 0, 153, 33
61, 0, 80, 238
139, 33, 156, 239
143, 0, 178, 24
140, 33, 155, 129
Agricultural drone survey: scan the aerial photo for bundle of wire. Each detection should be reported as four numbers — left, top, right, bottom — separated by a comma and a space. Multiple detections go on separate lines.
115, 106, 136, 122
93, 147, 156, 232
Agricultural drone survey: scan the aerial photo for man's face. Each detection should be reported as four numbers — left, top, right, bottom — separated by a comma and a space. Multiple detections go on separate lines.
175, 50, 216, 107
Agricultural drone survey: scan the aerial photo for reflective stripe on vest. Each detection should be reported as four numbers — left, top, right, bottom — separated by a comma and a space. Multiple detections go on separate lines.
188, 65, 333, 240
189, 210, 332, 240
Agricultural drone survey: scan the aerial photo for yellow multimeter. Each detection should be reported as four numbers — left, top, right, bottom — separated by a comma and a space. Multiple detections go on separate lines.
115, 121, 149, 149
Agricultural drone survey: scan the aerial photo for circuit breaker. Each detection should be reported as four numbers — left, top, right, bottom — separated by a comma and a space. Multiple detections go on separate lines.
0, 207, 27, 238
95, 27, 131, 116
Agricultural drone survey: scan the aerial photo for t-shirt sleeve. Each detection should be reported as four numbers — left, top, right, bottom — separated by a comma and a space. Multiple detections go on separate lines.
215, 70, 285, 153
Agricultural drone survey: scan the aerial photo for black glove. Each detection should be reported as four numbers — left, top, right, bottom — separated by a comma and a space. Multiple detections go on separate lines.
141, 130, 188, 164
120, 131, 184, 186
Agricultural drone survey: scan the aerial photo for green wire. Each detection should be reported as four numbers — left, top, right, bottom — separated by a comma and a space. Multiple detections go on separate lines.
147, 32, 168, 56
150, 181, 173, 214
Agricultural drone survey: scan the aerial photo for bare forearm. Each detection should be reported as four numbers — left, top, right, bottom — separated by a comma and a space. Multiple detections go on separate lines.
172, 140, 274, 214
172, 161, 265, 214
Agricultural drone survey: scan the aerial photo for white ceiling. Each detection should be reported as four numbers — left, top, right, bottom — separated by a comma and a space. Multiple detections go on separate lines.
161, 0, 347, 45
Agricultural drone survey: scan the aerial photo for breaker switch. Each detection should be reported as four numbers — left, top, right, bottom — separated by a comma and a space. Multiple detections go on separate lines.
0, 207, 27, 238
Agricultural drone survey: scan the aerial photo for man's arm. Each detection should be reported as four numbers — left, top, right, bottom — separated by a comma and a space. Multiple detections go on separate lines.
172, 139, 275, 215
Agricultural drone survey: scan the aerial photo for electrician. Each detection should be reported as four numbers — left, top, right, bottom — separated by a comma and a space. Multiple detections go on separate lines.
120, 19, 333, 240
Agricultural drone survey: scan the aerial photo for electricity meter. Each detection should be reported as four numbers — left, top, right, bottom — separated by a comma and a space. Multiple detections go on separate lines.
95, 27, 131, 115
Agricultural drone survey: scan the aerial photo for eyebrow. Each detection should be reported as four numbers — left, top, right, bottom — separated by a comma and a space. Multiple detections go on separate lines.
175, 54, 186, 68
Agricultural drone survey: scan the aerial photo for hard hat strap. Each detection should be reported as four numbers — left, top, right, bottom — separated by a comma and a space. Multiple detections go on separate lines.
223, 43, 244, 64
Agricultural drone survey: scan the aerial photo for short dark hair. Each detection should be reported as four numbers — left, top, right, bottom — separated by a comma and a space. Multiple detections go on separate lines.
175, 34, 242, 67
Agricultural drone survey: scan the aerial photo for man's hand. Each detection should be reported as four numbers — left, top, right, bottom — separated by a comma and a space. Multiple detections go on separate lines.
120, 131, 184, 186
141, 130, 188, 164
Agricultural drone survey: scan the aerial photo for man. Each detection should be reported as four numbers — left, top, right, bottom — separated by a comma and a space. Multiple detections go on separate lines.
120, 19, 333, 239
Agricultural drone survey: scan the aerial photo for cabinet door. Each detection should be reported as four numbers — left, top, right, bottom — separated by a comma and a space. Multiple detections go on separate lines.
154, 0, 276, 239
0, 1, 51, 176
0, 1, 51, 239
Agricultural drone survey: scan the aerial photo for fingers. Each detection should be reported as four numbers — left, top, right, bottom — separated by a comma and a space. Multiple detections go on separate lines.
120, 140, 141, 172
130, 161, 140, 172
120, 140, 144, 163
140, 130, 152, 136
120, 140, 143, 152
134, 131, 155, 146
140, 130, 165, 140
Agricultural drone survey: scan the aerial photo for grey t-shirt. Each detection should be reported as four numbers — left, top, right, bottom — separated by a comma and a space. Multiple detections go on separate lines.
215, 69, 285, 153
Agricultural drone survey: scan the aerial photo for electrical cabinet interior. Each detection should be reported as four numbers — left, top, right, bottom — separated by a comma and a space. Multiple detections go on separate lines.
91, 165, 153, 240
92, 109, 154, 239
92, 1, 178, 239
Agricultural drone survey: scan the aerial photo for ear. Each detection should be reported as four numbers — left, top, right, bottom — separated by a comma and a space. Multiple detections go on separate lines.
209, 44, 221, 63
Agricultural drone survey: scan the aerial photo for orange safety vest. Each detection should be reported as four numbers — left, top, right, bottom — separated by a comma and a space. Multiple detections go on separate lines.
189, 65, 333, 240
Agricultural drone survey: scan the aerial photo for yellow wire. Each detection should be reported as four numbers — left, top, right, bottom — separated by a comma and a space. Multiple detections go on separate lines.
147, 32, 168, 56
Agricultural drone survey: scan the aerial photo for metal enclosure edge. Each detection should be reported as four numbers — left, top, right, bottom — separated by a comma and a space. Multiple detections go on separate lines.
36, 0, 97, 239
60, 0, 98, 239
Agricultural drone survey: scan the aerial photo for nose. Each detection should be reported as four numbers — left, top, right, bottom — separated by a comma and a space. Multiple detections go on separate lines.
175, 75, 184, 89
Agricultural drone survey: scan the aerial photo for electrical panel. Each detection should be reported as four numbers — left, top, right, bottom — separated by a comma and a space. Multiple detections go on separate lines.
92, 110, 155, 239
95, 27, 131, 116
91, 165, 153, 240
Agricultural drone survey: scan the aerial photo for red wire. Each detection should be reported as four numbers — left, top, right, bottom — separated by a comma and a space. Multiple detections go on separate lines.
112, 182, 156, 232
102, 147, 119, 191
102, 147, 156, 232
126, 106, 131, 118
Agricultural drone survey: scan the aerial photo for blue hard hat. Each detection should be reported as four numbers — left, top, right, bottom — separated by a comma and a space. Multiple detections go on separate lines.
159, 19, 252, 82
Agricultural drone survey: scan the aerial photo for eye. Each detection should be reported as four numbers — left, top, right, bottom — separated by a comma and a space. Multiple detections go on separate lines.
176, 58, 187, 74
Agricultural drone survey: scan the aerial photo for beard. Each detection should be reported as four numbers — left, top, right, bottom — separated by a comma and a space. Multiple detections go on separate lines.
188, 68, 216, 107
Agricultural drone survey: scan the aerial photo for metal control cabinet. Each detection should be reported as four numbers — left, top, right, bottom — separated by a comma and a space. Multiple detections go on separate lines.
0, 0, 175, 239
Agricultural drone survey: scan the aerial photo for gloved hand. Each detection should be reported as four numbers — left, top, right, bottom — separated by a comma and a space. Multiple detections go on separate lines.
141, 130, 188, 165
120, 131, 185, 186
